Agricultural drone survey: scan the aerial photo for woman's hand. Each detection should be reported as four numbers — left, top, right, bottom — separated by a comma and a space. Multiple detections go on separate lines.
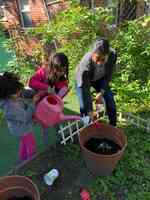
88, 111, 97, 121
94, 91, 104, 104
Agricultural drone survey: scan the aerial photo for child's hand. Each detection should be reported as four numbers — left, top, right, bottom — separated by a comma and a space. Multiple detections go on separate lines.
48, 86, 55, 94
32, 94, 41, 104
47, 69, 56, 81
48, 71, 54, 80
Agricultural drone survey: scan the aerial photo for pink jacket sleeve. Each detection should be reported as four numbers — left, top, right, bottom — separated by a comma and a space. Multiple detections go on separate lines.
54, 80, 68, 90
29, 67, 49, 91
54, 80, 69, 98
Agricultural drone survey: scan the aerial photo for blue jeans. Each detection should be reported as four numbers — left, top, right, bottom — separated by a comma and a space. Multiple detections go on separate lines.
76, 78, 117, 126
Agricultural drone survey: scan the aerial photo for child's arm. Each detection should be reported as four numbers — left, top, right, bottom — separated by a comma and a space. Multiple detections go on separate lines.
24, 101, 36, 122
29, 69, 49, 91
54, 80, 69, 98
23, 94, 40, 122
57, 85, 69, 98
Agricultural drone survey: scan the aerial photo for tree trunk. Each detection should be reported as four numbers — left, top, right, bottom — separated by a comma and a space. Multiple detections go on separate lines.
136, 0, 145, 18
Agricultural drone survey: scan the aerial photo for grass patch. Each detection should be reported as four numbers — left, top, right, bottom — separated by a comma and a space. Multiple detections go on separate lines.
0, 35, 12, 71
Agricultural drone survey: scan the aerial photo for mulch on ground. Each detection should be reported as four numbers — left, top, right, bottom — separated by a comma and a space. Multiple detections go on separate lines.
16, 140, 95, 200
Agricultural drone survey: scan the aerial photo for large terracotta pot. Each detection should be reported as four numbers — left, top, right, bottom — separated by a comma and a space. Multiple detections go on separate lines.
0, 175, 40, 200
79, 123, 127, 176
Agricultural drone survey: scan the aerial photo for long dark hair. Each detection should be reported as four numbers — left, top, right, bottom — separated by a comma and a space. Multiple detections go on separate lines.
0, 72, 23, 99
93, 38, 110, 55
49, 52, 69, 81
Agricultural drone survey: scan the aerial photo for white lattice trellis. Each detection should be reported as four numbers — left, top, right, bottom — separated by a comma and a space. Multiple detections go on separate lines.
58, 111, 150, 145
58, 100, 106, 145
121, 112, 150, 133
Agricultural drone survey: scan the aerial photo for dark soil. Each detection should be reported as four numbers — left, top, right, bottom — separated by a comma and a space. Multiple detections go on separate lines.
7, 197, 33, 200
16, 139, 96, 200
84, 137, 121, 155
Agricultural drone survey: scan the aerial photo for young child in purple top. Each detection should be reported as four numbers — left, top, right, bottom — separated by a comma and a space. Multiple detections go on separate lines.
0, 72, 40, 161
28, 52, 70, 145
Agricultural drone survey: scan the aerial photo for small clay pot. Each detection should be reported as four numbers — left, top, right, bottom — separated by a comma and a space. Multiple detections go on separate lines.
0, 175, 40, 200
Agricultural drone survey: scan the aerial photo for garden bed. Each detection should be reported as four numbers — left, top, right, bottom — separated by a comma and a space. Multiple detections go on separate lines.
13, 123, 150, 200
15, 139, 94, 200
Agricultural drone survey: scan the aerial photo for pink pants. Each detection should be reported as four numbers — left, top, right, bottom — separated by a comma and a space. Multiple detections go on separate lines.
19, 132, 37, 161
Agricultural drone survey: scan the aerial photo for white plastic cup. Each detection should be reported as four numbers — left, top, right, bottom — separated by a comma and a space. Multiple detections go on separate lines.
44, 169, 59, 186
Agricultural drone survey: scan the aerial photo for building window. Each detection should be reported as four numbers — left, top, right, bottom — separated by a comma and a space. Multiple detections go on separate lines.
145, 2, 150, 15
0, 0, 5, 18
106, 0, 118, 24
19, 0, 32, 27
45, 0, 61, 6
0, 7, 4, 18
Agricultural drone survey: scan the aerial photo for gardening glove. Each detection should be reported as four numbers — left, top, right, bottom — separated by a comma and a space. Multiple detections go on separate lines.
81, 116, 91, 126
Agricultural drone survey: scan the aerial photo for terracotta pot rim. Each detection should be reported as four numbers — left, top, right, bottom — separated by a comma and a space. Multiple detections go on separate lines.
0, 175, 40, 200
0, 186, 31, 193
0, 175, 34, 183
81, 142, 127, 158
79, 124, 127, 158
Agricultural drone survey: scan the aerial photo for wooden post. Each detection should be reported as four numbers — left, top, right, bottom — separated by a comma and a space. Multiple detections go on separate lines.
136, 0, 145, 18
118, 0, 137, 24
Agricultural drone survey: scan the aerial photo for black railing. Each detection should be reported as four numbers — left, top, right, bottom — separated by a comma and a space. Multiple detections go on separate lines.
118, 0, 137, 24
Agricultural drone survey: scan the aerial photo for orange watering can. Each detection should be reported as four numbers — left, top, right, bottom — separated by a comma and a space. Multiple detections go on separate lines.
34, 94, 81, 127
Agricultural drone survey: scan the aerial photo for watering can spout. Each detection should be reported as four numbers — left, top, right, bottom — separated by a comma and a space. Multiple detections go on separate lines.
61, 114, 81, 122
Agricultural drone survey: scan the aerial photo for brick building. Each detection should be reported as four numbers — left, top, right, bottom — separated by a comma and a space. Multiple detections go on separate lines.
80, 0, 104, 8
0, 0, 69, 28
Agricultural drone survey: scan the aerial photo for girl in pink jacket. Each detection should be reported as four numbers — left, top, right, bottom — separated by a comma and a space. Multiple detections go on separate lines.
29, 52, 69, 99
29, 52, 69, 145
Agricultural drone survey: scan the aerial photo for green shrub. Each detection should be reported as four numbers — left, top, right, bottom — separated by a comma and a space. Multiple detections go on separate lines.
112, 19, 150, 113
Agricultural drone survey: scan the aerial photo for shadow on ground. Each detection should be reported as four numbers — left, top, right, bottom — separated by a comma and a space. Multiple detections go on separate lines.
15, 140, 93, 200
0, 106, 80, 176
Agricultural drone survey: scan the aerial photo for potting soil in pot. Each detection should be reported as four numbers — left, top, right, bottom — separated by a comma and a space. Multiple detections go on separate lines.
7, 196, 33, 200
84, 137, 121, 155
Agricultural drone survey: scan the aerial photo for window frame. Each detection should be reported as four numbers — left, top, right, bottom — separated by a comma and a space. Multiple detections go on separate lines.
18, 0, 32, 27
45, 0, 62, 6
0, 0, 5, 18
